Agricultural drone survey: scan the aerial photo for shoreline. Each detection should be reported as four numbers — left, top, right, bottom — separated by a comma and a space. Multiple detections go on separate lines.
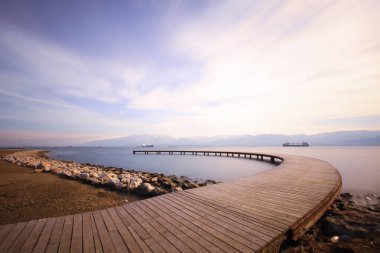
2, 150, 209, 197
0, 149, 211, 225
0, 150, 139, 225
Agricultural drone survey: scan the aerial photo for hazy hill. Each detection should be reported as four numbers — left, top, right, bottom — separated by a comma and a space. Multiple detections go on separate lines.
82, 130, 380, 147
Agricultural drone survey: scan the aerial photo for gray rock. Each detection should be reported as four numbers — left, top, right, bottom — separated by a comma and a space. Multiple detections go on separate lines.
172, 187, 183, 192
129, 181, 141, 190
341, 192, 353, 199
114, 181, 124, 191
136, 183, 155, 195
79, 173, 90, 181
121, 177, 129, 184
35, 163, 43, 169
90, 178, 101, 185
90, 172, 99, 178
64, 171, 72, 177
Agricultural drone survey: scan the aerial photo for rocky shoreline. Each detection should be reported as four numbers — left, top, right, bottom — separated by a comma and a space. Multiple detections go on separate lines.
1, 150, 215, 197
281, 193, 380, 253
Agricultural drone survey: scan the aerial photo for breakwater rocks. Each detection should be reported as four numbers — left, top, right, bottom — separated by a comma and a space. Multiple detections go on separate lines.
1, 150, 211, 197
281, 193, 380, 253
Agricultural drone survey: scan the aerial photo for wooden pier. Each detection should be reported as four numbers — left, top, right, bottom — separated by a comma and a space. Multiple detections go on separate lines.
0, 151, 342, 253
132, 150, 283, 164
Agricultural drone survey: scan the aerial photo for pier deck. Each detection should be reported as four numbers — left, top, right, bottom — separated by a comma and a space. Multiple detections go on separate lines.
0, 151, 342, 253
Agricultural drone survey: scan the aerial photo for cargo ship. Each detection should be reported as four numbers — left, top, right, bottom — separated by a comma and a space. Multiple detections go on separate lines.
283, 142, 309, 147
141, 144, 154, 147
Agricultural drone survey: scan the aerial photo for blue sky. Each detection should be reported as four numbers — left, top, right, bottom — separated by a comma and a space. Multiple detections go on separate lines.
0, 0, 379, 145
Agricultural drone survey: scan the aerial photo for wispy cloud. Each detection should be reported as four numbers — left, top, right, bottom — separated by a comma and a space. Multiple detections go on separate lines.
0, 0, 379, 145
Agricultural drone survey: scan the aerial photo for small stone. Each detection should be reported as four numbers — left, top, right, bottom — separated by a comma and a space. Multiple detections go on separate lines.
331, 235, 339, 243
34, 168, 44, 173
337, 202, 345, 210
121, 177, 129, 184
339, 234, 351, 242
79, 173, 90, 181
90, 178, 101, 185
90, 172, 99, 178
129, 181, 141, 190
341, 192, 353, 199
51, 168, 61, 174
64, 171, 72, 177
172, 187, 183, 192
114, 181, 124, 191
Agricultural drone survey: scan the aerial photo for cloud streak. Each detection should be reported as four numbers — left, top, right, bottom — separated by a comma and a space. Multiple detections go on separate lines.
0, 0, 379, 145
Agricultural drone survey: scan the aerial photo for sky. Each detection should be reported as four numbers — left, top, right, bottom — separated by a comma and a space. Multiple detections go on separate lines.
0, 0, 379, 146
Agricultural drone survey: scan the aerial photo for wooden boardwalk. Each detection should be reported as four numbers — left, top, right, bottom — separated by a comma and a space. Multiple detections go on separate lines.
0, 151, 342, 253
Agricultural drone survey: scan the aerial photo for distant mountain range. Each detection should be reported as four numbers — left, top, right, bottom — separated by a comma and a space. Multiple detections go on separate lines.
82, 130, 380, 147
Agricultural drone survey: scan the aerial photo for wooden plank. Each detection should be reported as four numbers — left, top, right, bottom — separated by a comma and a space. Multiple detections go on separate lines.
159, 195, 257, 252
123, 204, 180, 253
92, 210, 116, 253
20, 218, 47, 253
58, 215, 74, 253
128, 226, 152, 253
45, 216, 65, 253
71, 214, 83, 253
82, 212, 95, 253
7, 220, 38, 253
169, 193, 276, 241
116, 206, 165, 253
148, 197, 241, 253
184, 191, 294, 229
0, 223, 17, 245
134, 201, 208, 253
100, 209, 130, 253
107, 208, 144, 253
91, 213, 104, 253
32, 218, 56, 253
0, 222, 27, 252
129, 202, 195, 253
189, 188, 301, 221
180, 191, 285, 234
140, 199, 220, 253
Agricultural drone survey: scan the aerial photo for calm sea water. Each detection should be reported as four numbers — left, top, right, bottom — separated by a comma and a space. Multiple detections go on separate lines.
48, 146, 380, 195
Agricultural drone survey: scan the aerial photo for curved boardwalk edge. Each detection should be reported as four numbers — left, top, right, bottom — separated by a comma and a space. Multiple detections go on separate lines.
0, 151, 342, 253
